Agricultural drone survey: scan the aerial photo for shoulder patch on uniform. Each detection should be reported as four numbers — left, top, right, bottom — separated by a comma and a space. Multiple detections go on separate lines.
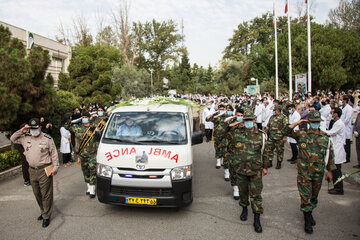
44, 134, 52, 139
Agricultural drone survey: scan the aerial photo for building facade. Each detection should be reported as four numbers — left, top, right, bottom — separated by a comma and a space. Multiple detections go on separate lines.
0, 21, 72, 87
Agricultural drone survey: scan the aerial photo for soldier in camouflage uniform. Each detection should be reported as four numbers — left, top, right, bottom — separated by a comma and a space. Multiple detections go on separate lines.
283, 110, 335, 234
207, 104, 228, 171
67, 112, 100, 198
229, 109, 269, 233
224, 107, 245, 200
263, 104, 289, 169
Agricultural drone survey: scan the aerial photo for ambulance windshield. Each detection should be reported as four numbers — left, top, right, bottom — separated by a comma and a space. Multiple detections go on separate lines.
103, 112, 187, 145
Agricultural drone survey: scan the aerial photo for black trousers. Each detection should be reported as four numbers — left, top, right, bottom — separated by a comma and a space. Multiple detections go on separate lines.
205, 129, 213, 141
290, 143, 298, 161
62, 153, 71, 164
332, 164, 343, 192
14, 144, 29, 182
356, 137, 360, 165
256, 123, 262, 130
345, 139, 351, 162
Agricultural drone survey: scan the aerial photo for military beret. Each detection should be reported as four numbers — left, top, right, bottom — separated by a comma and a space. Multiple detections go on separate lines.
82, 112, 91, 118
308, 110, 323, 122
28, 118, 40, 129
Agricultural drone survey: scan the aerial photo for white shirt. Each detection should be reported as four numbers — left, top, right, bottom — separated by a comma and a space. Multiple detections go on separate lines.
287, 110, 301, 144
254, 103, 264, 123
325, 119, 346, 164
320, 104, 331, 129
262, 104, 272, 127
60, 126, 71, 154
202, 107, 215, 129
341, 104, 354, 139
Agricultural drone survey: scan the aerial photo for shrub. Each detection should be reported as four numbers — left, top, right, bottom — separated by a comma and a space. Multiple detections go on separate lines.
0, 149, 21, 171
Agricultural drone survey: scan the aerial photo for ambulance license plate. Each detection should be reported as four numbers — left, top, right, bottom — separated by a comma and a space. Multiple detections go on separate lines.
125, 197, 157, 205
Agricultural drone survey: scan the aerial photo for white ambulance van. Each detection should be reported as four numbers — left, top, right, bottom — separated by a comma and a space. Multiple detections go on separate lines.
96, 103, 203, 207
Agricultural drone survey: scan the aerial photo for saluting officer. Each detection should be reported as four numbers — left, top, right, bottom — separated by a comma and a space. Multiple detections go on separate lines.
229, 109, 269, 233
10, 118, 59, 228
283, 110, 335, 234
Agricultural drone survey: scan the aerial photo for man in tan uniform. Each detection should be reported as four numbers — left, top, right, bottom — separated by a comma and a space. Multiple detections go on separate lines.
10, 118, 59, 228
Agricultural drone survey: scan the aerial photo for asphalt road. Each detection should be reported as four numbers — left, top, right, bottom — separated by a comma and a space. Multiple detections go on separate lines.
0, 141, 359, 240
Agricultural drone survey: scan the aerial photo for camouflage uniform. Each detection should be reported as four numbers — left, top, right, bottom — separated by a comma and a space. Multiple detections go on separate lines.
208, 113, 228, 159
263, 106, 288, 166
230, 113, 269, 214
68, 123, 99, 185
283, 112, 336, 213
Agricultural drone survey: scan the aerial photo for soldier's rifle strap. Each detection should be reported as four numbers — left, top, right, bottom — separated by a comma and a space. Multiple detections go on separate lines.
78, 119, 107, 154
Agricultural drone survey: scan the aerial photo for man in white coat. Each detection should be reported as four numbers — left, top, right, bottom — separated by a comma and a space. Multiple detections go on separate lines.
254, 99, 264, 130
319, 99, 331, 129
287, 104, 301, 164
325, 108, 346, 195
262, 100, 272, 128
202, 102, 216, 142
340, 95, 353, 163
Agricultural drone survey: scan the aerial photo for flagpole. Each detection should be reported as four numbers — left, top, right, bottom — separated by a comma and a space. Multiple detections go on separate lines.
287, 0, 293, 100
274, 0, 279, 100
307, 0, 312, 94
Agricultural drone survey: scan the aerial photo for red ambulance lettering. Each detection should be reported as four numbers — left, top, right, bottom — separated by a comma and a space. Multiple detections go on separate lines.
113, 149, 120, 158
105, 152, 113, 161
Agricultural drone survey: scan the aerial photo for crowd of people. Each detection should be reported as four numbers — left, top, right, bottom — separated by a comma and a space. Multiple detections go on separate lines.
9, 89, 360, 230
192, 89, 360, 233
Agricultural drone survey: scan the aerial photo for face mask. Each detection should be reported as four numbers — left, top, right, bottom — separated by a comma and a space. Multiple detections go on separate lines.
207, 106, 211, 109
289, 109, 293, 114
77, 111, 80, 114
256, 102, 259, 105
236, 117, 243, 122
310, 122, 320, 130
82, 118, 89, 124
227, 111, 233, 116
244, 121, 254, 129
126, 120, 134, 126
273, 111, 276, 115
302, 104, 305, 108
219, 110, 225, 114
98, 111, 104, 117
30, 129, 40, 137
339, 100, 343, 106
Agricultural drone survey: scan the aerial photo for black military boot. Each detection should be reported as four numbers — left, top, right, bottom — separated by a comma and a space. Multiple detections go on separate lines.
253, 213, 262, 233
240, 207, 248, 221
309, 211, 316, 226
275, 161, 282, 169
303, 212, 313, 234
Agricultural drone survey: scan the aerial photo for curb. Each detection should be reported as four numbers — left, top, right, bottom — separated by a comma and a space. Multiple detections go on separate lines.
0, 165, 22, 182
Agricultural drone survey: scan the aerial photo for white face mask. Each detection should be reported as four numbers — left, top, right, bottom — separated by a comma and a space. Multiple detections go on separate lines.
30, 129, 41, 137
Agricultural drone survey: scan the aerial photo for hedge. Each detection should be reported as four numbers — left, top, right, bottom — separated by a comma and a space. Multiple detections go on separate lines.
0, 149, 21, 172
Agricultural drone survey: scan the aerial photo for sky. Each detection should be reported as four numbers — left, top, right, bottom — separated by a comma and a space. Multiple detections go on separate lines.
0, 0, 339, 68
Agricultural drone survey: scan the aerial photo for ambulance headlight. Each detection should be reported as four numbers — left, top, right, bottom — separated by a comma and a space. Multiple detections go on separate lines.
171, 165, 192, 180
97, 163, 113, 178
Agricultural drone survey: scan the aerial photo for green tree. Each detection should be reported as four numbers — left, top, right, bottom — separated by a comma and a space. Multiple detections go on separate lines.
329, 0, 360, 34
133, 19, 183, 92
58, 43, 123, 105
0, 25, 55, 132
112, 64, 150, 100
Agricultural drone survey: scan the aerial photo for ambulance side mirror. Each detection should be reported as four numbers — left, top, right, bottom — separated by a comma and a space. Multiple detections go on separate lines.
191, 131, 203, 145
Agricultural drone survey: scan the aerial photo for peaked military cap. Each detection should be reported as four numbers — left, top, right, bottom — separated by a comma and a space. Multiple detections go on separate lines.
308, 110, 323, 122
28, 118, 40, 129
273, 105, 282, 111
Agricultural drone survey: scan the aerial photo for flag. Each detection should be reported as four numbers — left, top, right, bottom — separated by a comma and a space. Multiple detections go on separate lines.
305, 0, 307, 3
273, 5, 276, 27
285, 0, 288, 13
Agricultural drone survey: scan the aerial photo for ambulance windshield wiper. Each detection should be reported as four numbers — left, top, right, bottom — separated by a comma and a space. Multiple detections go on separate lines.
137, 139, 182, 145
104, 138, 144, 145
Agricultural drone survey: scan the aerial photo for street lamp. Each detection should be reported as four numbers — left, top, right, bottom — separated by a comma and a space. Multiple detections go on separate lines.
150, 69, 153, 97
251, 77, 258, 86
